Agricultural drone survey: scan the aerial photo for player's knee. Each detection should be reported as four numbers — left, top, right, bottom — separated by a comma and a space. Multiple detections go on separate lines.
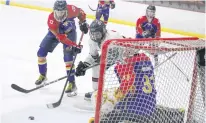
38, 57, 46, 64
37, 47, 48, 57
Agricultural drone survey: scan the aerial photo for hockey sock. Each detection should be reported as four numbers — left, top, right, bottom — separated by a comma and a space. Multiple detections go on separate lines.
38, 58, 47, 76
66, 63, 75, 82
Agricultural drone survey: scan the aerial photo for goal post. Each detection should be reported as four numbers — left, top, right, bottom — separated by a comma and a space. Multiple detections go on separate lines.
94, 37, 205, 123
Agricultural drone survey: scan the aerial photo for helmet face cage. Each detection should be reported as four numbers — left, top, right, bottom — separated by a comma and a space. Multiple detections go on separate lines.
53, 1, 68, 22
89, 31, 103, 43
146, 9, 155, 19
89, 20, 106, 43
54, 10, 68, 22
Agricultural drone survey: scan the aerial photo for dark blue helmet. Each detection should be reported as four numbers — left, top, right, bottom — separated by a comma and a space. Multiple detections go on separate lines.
147, 5, 156, 12
54, 0, 67, 11
53, 0, 68, 22
89, 20, 107, 43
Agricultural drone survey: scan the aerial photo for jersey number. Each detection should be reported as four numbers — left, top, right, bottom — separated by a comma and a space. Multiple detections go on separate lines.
50, 20, 54, 24
142, 75, 153, 94
72, 6, 76, 12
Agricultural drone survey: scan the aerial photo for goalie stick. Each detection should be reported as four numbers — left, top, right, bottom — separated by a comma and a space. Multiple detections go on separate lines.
11, 62, 100, 94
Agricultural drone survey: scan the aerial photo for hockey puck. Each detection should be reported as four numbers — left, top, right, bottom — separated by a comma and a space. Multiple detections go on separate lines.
28, 116, 34, 120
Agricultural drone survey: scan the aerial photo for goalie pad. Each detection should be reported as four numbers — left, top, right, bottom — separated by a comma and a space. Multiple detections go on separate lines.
91, 88, 119, 114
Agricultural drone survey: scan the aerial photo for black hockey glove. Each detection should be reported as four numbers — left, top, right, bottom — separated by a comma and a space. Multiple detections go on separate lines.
79, 20, 89, 34
110, 2, 115, 9
72, 45, 83, 55
75, 61, 89, 76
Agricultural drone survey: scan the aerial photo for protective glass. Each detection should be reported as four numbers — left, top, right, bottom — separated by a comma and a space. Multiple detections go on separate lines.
54, 10, 68, 22
89, 31, 102, 42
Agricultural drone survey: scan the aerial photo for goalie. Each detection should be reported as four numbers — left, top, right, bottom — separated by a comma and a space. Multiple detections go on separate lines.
89, 50, 185, 123
93, 51, 157, 123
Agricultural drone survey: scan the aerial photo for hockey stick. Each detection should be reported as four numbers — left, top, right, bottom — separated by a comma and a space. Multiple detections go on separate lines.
11, 63, 99, 94
88, 5, 96, 11
47, 33, 84, 109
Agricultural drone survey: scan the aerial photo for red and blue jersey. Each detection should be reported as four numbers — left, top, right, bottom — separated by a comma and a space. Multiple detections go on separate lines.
136, 16, 161, 38
47, 5, 86, 35
114, 53, 157, 116
97, 0, 114, 12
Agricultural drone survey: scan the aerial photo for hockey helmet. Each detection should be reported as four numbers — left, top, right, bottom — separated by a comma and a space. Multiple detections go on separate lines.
53, 0, 68, 22
146, 5, 156, 19
89, 20, 107, 43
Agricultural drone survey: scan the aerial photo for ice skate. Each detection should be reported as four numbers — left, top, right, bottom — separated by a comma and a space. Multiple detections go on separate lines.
65, 82, 77, 97
35, 74, 47, 86
84, 92, 93, 101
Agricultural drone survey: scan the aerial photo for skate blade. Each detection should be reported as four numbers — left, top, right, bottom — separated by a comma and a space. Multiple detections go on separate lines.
67, 91, 77, 97
84, 97, 91, 101
35, 81, 47, 87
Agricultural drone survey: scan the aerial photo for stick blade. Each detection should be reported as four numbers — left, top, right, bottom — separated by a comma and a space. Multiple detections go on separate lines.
11, 84, 29, 93
47, 101, 61, 109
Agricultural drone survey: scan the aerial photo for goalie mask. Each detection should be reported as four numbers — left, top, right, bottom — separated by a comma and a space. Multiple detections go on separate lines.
53, 0, 68, 22
89, 20, 107, 44
146, 5, 156, 21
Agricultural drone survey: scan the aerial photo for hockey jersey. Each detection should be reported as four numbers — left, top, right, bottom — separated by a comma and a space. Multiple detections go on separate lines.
114, 53, 157, 117
136, 16, 161, 38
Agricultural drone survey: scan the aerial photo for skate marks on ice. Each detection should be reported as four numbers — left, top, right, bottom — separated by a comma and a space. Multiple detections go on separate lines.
2, 95, 94, 123
72, 95, 95, 113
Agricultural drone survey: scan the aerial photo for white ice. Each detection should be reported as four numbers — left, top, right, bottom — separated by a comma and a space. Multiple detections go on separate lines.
0, 5, 188, 123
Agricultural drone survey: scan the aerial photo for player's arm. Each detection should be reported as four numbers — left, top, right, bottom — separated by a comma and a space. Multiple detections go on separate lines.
47, 13, 79, 47
75, 40, 99, 77
136, 17, 144, 38
110, 0, 115, 9
68, 5, 89, 34
114, 64, 136, 100
155, 18, 161, 38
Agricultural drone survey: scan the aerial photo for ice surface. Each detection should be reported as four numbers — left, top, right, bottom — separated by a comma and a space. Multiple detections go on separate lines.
0, 5, 187, 123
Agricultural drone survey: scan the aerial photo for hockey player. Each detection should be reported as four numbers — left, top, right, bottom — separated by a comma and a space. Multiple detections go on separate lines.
136, 5, 161, 66
75, 19, 124, 100
89, 51, 157, 123
95, 0, 115, 25
35, 0, 89, 96
136, 5, 160, 39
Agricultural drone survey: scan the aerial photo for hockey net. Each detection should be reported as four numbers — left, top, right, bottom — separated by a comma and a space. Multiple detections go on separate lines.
94, 37, 205, 123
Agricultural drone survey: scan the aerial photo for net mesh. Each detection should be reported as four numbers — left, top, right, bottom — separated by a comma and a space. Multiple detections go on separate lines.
94, 37, 205, 123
